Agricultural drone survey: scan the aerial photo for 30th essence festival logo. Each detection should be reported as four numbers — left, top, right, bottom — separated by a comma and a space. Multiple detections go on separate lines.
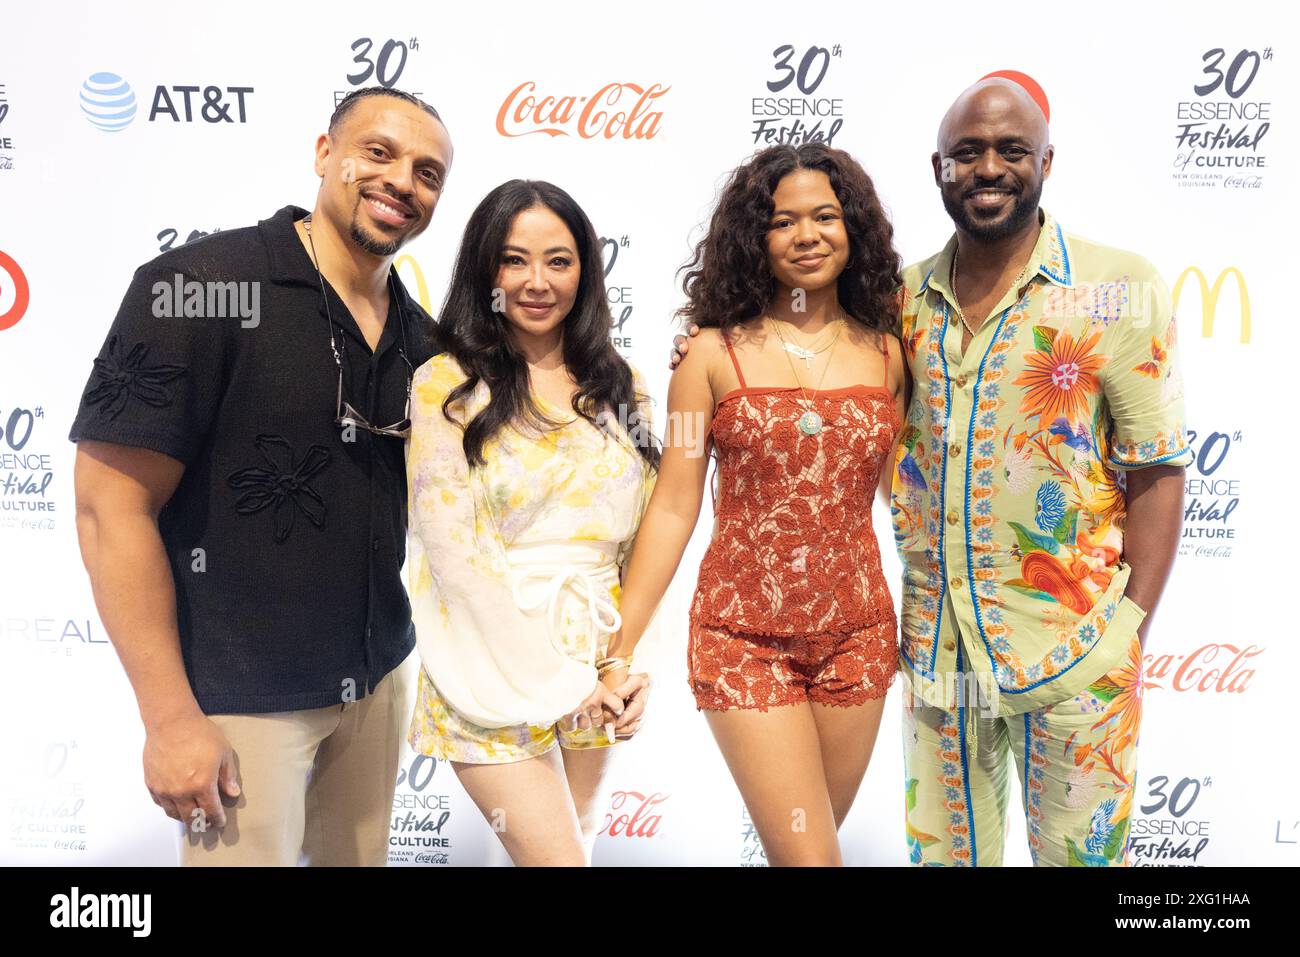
156, 225, 222, 254
80, 71, 253, 131
0, 400, 57, 534
741, 806, 766, 866
603, 234, 634, 353
1132, 774, 1213, 866
1179, 426, 1243, 559
7, 740, 90, 855
334, 36, 421, 107
388, 754, 452, 866
0, 82, 14, 171
497, 81, 669, 139
1172, 47, 1273, 189
750, 44, 844, 146
0, 403, 53, 527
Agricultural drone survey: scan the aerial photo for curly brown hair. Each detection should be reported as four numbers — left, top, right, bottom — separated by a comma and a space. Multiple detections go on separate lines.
677, 143, 901, 335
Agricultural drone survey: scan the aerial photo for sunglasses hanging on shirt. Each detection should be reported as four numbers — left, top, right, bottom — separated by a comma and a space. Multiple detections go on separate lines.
303, 214, 413, 440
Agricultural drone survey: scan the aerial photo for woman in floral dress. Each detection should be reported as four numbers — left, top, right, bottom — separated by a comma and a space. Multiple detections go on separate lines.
406, 180, 660, 866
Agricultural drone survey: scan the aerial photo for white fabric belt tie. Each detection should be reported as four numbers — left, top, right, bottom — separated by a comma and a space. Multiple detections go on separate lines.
504, 540, 623, 670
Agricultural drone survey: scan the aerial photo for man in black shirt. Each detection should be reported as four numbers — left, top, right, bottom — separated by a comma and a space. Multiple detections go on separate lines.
69, 88, 453, 865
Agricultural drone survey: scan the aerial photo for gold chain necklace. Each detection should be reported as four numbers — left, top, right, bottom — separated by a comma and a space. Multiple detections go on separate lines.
771, 317, 843, 368
767, 316, 844, 436
950, 246, 1032, 337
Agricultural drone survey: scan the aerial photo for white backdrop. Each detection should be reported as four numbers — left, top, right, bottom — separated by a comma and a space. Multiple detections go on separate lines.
0, 0, 1293, 866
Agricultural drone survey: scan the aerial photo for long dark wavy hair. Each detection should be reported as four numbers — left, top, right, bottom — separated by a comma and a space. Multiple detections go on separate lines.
678, 143, 902, 334
436, 179, 660, 472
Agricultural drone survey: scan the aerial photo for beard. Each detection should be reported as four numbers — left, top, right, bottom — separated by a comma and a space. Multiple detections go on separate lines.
348, 191, 409, 257
942, 178, 1042, 242
349, 220, 403, 257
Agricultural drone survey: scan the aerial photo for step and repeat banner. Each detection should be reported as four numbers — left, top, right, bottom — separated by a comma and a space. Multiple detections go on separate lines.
0, 1, 1292, 866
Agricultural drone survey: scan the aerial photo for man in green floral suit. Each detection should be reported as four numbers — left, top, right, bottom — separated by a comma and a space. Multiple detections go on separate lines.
892, 74, 1188, 866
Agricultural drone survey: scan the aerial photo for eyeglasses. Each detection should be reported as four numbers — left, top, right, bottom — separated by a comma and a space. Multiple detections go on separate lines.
304, 216, 413, 440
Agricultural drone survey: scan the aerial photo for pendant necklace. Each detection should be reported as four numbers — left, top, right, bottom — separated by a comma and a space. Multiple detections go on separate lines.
776, 320, 841, 369
768, 316, 844, 436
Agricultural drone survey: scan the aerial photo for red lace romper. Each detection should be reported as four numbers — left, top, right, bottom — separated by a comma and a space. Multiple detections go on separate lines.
688, 332, 901, 711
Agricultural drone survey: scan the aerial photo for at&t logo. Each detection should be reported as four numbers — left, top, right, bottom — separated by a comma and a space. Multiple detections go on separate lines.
80, 72, 136, 131
80, 72, 252, 128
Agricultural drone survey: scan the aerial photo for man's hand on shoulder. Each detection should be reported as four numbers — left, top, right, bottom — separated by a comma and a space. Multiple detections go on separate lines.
668, 322, 702, 371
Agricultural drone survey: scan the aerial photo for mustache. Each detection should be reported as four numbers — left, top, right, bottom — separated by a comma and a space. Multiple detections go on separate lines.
963, 182, 1021, 197
357, 184, 418, 216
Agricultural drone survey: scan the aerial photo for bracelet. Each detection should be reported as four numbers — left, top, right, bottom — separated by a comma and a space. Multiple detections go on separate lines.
596, 656, 633, 676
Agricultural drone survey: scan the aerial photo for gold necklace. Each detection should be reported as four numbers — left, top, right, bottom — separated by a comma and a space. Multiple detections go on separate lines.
950, 247, 1032, 337
769, 316, 844, 369
767, 317, 844, 436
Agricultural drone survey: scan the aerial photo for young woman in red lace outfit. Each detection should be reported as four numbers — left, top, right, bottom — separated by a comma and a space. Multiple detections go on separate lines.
610, 143, 905, 865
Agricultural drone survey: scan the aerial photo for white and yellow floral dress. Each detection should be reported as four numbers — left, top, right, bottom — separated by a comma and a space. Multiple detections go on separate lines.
406, 353, 659, 764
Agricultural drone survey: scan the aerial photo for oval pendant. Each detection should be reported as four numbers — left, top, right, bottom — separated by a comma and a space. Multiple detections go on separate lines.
798, 410, 823, 435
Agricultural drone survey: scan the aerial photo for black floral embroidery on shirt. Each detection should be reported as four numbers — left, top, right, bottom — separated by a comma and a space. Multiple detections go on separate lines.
228, 434, 331, 543
84, 335, 187, 419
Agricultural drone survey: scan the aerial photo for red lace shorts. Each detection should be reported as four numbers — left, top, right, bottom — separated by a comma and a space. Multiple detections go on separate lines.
688, 614, 899, 711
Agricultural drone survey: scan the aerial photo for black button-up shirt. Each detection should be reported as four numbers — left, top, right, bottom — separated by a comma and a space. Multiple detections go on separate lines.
69, 205, 440, 713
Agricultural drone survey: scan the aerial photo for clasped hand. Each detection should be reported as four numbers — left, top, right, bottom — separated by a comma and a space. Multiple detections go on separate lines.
563, 666, 651, 741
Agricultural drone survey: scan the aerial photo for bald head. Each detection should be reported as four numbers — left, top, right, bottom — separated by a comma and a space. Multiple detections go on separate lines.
931, 78, 1053, 243
937, 78, 1048, 155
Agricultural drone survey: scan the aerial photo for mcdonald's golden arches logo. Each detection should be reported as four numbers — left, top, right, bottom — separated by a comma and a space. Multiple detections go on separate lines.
393, 254, 433, 315
1172, 267, 1250, 344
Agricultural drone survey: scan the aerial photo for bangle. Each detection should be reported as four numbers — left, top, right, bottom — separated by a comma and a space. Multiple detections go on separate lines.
596, 656, 633, 676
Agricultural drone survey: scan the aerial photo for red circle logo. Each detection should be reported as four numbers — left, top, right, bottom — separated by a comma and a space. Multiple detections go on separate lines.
979, 70, 1050, 123
0, 250, 31, 332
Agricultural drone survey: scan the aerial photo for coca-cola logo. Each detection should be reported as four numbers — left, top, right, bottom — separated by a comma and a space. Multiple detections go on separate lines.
1143, 643, 1261, 693
600, 790, 668, 838
496, 82, 669, 140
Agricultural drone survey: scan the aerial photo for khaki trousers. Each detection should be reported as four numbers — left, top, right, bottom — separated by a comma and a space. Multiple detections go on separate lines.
181, 653, 415, 866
